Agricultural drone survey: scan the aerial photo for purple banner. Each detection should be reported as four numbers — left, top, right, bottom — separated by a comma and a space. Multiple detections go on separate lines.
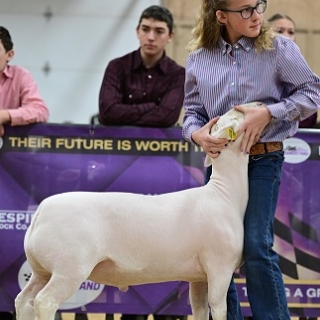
0, 124, 319, 317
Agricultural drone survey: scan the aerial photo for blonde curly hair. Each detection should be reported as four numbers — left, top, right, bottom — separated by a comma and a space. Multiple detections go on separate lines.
187, 0, 275, 52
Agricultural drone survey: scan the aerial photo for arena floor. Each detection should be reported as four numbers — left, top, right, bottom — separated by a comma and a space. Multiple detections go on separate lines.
59, 316, 172, 320
61, 315, 118, 320
60, 315, 173, 320
60, 315, 317, 320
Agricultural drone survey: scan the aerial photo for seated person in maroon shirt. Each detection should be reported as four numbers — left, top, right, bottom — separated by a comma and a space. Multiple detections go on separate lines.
97, 6, 186, 320
98, 5, 185, 128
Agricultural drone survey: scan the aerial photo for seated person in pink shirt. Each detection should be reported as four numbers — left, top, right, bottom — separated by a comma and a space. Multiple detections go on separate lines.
0, 26, 49, 137
0, 25, 49, 320
98, 5, 185, 128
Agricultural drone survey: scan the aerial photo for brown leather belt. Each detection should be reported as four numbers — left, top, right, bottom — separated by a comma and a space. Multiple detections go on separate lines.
249, 142, 283, 156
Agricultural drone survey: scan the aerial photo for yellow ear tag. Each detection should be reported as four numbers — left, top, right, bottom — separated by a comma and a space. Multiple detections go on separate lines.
225, 127, 237, 140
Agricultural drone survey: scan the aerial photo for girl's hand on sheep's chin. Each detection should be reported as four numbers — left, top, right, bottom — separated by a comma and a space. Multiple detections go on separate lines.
191, 116, 229, 158
234, 105, 271, 154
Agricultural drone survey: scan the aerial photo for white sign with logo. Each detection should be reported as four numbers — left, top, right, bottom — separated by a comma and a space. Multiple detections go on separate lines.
283, 138, 311, 164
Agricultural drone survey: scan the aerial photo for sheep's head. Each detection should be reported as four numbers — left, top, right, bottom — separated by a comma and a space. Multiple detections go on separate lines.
210, 102, 263, 140
210, 108, 244, 140
204, 102, 264, 167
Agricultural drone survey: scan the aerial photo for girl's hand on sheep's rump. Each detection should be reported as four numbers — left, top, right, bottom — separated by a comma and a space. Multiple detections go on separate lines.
234, 103, 272, 154
191, 116, 229, 159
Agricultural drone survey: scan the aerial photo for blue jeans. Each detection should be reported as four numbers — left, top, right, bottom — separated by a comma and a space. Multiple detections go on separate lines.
205, 151, 290, 320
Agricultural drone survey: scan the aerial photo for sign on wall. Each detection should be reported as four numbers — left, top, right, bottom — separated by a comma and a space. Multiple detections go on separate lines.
0, 124, 319, 317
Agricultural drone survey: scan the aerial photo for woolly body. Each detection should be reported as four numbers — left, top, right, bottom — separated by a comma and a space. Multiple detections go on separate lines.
15, 107, 249, 320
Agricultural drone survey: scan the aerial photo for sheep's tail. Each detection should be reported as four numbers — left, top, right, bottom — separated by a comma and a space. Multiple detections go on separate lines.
24, 201, 44, 249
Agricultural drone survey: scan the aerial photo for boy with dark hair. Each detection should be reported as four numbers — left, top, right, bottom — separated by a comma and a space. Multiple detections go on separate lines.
98, 5, 185, 128
138, 5, 174, 34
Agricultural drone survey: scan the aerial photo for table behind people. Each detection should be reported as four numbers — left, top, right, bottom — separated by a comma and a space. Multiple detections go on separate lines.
95, 5, 185, 320
268, 13, 318, 129
0, 25, 49, 320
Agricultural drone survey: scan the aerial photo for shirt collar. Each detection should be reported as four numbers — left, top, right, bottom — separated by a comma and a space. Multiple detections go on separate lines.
219, 37, 255, 55
132, 48, 169, 74
1, 65, 13, 78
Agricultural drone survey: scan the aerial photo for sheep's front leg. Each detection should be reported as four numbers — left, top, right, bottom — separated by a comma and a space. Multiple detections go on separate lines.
207, 273, 231, 320
189, 281, 209, 320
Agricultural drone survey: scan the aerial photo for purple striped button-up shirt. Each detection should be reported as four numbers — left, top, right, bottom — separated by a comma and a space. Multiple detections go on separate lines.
182, 36, 320, 142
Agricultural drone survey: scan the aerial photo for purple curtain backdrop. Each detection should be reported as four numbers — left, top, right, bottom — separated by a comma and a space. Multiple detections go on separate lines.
0, 124, 319, 317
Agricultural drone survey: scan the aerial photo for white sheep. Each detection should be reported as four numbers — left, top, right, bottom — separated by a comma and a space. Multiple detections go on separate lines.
15, 107, 250, 320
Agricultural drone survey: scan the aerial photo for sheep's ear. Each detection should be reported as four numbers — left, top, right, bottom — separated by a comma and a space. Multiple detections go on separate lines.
225, 127, 237, 141
204, 155, 212, 167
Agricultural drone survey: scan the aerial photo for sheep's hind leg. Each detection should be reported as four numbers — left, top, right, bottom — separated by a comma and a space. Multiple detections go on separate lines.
189, 281, 209, 320
15, 272, 49, 320
33, 273, 86, 320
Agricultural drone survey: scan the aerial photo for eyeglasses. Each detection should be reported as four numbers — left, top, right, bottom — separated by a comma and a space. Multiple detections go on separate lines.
221, 1, 267, 19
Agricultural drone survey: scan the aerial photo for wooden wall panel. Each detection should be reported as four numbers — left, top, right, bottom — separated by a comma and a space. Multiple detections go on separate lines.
310, 33, 320, 77
166, 25, 192, 67
163, 0, 200, 21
